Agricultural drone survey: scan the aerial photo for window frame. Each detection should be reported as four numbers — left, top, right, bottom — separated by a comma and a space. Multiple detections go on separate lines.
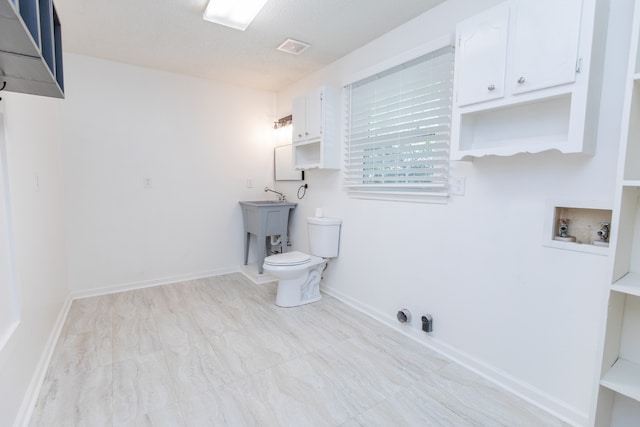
342, 35, 455, 204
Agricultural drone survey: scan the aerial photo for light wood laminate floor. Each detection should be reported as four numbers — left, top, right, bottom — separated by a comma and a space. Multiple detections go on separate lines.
30, 273, 567, 426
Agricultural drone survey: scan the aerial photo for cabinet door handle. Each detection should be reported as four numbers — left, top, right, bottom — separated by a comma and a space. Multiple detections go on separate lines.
298, 134, 302, 138
487, 84, 495, 91
517, 76, 526, 84
305, 132, 309, 136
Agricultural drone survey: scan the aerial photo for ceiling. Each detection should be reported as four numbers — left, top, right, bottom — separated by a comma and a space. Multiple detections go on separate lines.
53, 0, 446, 92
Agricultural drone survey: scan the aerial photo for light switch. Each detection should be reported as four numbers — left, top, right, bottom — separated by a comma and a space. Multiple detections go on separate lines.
143, 177, 152, 189
449, 176, 466, 196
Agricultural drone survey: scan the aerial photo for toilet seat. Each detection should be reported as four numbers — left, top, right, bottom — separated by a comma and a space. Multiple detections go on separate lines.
264, 251, 311, 266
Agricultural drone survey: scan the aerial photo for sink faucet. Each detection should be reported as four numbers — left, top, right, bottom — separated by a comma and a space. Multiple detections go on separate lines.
264, 187, 286, 201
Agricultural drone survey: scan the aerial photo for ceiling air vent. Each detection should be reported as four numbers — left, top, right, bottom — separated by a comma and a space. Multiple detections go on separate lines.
277, 39, 310, 55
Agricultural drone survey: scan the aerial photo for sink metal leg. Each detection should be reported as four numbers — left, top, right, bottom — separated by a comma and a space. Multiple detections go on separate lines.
281, 230, 288, 253
244, 232, 250, 265
257, 234, 266, 274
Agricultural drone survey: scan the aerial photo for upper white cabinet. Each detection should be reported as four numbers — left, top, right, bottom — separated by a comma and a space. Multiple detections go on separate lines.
0, 0, 64, 98
455, 3, 509, 107
292, 87, 322, 143
451, 0, 603, 159
509, 0, 582, 96
291, 86, 341, 170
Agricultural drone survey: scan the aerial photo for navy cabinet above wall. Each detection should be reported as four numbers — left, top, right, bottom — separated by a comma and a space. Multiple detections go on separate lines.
0, 0, 64, 98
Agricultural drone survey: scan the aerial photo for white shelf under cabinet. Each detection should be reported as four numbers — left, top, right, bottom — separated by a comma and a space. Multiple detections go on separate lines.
601, 358, 640, 402
612, 272, 640, 297
595, 0, 640, 424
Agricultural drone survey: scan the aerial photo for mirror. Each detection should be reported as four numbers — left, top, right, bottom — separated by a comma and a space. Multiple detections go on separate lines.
274, 144, 304, 181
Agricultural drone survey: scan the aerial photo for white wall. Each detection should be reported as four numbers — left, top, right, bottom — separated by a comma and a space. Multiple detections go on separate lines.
0, 1, 626, 424
0, 54, 277, 425
60, 55, 277, 293
275, 0, 626, 424
0, 92, 68, 425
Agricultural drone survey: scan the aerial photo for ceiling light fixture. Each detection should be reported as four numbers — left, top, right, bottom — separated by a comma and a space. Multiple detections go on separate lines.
203, 0, 269, 31
277, 38, 311, 55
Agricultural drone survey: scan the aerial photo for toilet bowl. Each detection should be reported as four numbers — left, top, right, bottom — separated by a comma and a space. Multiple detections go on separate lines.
263, 216, 341, 307
264, 251, 326, 307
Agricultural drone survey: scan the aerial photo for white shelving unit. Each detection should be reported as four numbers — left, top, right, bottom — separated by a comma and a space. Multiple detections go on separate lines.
595, 0, 640, 424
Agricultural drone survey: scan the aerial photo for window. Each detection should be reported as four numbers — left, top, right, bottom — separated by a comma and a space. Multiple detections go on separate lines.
344, 45, 455, 202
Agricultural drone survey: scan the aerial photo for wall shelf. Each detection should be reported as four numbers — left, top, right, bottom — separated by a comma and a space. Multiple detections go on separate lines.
612, 273, 640, 297
455, 93, 573, 158
601, 358, 640, 402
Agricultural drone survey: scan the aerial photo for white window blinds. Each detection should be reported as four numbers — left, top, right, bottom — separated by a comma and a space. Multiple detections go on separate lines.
344, 46, 454, 200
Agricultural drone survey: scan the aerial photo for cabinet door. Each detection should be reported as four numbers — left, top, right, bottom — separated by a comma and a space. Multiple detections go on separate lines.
510, 0, 582, 95
455, 3, 509, 107
292, 95, 307, 143
305, 87, 323, 141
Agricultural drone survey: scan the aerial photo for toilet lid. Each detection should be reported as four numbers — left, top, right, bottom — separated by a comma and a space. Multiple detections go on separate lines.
264, 251, 311, 266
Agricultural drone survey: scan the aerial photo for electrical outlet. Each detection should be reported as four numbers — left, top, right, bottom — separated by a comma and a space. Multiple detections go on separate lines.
143, 177, 152, 189
421, 314, 433, 333
246, 178, 253, 188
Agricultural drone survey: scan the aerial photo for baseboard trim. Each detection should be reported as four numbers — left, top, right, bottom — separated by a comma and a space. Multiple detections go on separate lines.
69, 267, 240, 300
322, 284, 588, 427
13, 294, 73, 427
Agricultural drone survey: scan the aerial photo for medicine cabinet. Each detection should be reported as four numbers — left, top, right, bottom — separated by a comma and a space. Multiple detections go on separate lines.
291, 86, 341, 170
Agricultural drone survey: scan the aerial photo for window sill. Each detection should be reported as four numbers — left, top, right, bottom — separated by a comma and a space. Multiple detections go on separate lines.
346, 190, 449, 204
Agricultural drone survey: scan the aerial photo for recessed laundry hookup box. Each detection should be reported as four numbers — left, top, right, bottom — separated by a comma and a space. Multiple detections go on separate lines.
543, 200, 612, 255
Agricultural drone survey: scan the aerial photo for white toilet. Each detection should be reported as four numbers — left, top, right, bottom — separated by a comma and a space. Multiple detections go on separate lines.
263, 216, 341, 307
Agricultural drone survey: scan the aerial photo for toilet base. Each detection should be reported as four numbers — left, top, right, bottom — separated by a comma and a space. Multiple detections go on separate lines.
274, 261, 325, 307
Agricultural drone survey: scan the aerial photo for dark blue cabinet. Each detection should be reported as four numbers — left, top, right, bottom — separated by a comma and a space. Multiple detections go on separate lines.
0, 0, 64, 98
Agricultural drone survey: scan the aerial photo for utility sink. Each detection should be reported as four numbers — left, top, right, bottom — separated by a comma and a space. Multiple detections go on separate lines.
239, 200, 297, 274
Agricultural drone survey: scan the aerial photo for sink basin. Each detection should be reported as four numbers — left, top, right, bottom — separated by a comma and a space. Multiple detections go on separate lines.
240, 200, 297, 206
239, 200, 298, 274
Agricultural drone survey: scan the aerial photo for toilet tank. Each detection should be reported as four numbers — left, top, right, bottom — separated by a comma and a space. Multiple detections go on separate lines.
307, 217, 341, 258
